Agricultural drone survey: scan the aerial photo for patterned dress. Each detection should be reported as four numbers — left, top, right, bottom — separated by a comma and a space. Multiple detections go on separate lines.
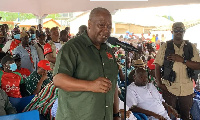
23, 82, 58, 120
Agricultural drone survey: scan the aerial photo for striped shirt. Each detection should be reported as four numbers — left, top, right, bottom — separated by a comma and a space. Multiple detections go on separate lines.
23, 82, 58, 120
25, 71, 52, 95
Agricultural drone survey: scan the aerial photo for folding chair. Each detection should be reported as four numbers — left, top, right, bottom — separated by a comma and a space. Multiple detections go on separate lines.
0, 110, 39, 120
9, 95, 35, 113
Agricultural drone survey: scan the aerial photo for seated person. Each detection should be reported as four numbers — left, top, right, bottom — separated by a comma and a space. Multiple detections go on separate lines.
0, 88, 17, 116
127, 68, 179, 120
23, 82, 58, 120
25, 60, 52, 95
0, 55, 24, 98
14, 54, 31, 79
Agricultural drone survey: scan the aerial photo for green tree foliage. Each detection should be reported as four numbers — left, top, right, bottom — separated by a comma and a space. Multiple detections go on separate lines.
46, 14, 61, 20
162, 15, 175, 22
0, 11, 35, 21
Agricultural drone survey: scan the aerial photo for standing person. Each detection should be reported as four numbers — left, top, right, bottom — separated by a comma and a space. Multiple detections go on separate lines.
34, 31, 46, 61
53, 7, 119, 120
13, 31, 39, 73
2, 27, 21, 54
45, 28, 51, 43
155, 22, 200, 120
76, 25, 87, 36
44, 27, 62, 72
60, 30, 69, 44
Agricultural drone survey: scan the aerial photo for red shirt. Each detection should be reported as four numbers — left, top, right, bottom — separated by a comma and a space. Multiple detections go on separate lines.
15, 68, 31, 79
10, 39, 21, 55
0, 71, 23, 98
44, 43, 52, 55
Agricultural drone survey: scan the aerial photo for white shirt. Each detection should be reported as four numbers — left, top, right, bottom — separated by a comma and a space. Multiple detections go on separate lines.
119, 99, 137, 120
126, 83, 170, 120
54, 42, 62, 55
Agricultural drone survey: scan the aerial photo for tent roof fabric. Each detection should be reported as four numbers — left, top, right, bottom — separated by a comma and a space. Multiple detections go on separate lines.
0, 0, 200, 17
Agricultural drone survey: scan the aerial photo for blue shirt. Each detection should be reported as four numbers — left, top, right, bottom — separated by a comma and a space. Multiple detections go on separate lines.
13, 45, 39, 73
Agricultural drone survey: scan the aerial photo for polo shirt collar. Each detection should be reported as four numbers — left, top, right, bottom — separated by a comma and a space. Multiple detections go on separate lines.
82, 31, 107, 50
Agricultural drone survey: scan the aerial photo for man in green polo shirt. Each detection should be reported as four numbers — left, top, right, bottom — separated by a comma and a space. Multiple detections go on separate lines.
53, 7, 119, 120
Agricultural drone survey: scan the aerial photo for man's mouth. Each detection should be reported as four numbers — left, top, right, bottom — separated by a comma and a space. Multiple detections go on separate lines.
100, 34, 108, 39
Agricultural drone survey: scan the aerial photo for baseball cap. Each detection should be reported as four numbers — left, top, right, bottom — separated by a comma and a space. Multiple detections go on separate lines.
38, 60, 52, 70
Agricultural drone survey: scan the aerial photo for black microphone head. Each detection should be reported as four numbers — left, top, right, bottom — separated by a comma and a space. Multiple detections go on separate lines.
107, 37, 118, 46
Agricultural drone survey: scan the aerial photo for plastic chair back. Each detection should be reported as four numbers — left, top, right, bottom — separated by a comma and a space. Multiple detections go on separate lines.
0, 110, 39, 120
9, 95, 35, 113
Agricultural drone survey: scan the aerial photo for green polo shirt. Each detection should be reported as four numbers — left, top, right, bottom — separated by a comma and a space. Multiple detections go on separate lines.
53, 32, 118, 120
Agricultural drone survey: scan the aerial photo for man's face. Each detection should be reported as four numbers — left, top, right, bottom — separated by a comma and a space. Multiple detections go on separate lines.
88, 12, 112, 46
51, 28, 59, 41
21, 36, 29, 46
39, 35, 45, 42
38, 24, 42, 31
4, 60, 15, 71
135, 69, 148, 86
45, 28, 50, 35
61, 33, 68, 42
172, 23, 185, 40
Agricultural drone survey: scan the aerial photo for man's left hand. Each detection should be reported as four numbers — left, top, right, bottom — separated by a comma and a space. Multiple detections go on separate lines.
167, 54, 184, 63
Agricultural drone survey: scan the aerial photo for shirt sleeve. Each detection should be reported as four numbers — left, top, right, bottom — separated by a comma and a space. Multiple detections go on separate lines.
191, 44, 200, 62
44, 43, 52, 55
1, 89, 17, 114
154, 43, 167, 66
25, 72, 37, 95
14, 72, 24, 84
53, 43, 77, 76
126, 87, 138, 108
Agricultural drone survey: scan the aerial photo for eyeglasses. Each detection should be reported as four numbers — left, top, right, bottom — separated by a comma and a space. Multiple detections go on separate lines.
173, 29, 185, 33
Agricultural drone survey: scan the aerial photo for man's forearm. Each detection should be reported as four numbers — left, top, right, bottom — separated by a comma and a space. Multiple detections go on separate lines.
33, 78, 45, 94
46, 53, 56, 64
185, 60, 200, 70
53, 73, 91, 92
113, 85, 119, 114
129, 106, 158, 117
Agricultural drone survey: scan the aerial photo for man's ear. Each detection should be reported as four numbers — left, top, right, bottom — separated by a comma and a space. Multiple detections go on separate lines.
88, 20, 91, 30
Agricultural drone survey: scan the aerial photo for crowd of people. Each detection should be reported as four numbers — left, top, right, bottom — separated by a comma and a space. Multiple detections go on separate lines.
0, 7, 200, 120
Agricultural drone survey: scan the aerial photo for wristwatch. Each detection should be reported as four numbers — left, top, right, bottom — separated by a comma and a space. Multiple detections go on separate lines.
113, 112, 121, 118
183, 59, 187, 64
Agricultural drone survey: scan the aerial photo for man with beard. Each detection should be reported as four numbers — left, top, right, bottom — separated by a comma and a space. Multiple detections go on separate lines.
53, 7, 119, 120
155, 22, 200, 120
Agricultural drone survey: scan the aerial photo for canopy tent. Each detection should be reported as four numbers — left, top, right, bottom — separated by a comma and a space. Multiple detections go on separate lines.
184, 23, 200, 50
0, 0, 200, 17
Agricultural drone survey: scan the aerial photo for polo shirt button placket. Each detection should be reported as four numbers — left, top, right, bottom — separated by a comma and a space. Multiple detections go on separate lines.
106, 106, 108, 108
103, 63, 105, 66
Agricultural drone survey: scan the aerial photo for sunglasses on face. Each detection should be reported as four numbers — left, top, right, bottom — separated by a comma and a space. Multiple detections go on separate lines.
173, 29, 185, 33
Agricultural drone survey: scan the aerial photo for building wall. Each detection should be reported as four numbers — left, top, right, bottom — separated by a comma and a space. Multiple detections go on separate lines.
115, 23, 155, 34
43, 21, 60, 29
70, 12, 89, 35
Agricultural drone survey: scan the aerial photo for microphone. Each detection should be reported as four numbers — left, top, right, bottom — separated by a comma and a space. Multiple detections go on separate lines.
107, 37, 138, 52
